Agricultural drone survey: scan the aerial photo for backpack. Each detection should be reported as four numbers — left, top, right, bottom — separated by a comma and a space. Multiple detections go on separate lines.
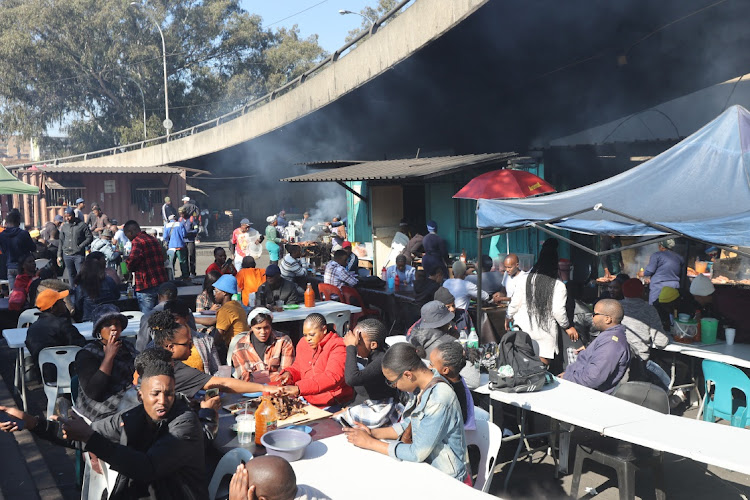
489, 330, 549, 393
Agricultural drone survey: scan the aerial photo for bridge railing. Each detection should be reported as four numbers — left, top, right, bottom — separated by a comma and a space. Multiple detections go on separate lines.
13, 0, 413, 168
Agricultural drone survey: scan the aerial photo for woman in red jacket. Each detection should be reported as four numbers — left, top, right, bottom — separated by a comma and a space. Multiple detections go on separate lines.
278, 313, 353, 408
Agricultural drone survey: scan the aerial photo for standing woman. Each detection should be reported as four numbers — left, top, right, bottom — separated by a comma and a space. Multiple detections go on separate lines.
639, 239, 684, 305
264, 216, 285, 266
507, 239, 578, 365
75, 305, 137, 421
342, 342, 468, 483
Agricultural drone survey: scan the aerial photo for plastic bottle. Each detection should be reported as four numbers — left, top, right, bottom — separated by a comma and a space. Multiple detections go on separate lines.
126, 283, 134, 299
459, 329, 468, 346
467, 327, 479, 349
394, 273, 400, 291
381, 266, 387, 281
232, 293, 242, 302
460, 249, 467, 263
255, 393, 278, 445
304, 283, 315, 308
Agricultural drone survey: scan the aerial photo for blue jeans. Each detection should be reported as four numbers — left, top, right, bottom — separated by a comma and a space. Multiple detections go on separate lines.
63, 254, 84, 284
136, 287, 159, 313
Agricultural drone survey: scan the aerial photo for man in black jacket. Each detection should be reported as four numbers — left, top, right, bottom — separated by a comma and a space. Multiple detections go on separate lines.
0, 353, 209, 500
0, 209, 35, 291
58, 206, 93, 283
25, 288, 86, 382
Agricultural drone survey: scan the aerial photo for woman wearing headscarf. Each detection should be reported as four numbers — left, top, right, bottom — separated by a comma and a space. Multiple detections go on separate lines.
264, 215, 285, 265
231, 308, 295, 383
639, 239, 684, 305
507, 239, 578, 365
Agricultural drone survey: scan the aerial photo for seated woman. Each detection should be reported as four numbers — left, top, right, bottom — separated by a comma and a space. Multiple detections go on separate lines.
341, 318, 399, 427
232, 308, 295, 383
8, 253, 38, 311
195, 270, 221, 315
75, 304, 137, 422
164, 299, 222, 375
279, 313, 353, 408
342, 343, 468, 484
73, 257, 120, 322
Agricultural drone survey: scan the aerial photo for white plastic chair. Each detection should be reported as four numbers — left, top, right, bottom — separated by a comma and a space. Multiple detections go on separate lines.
227, 333, 246, 379
38, 346, 82, 418
208, 447, 253, 500
17, 308, 41, 328
465, 419, 503, 492
324, 310, 351, 337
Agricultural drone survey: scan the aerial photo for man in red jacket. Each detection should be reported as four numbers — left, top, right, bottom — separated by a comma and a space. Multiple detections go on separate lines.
279, 313, 353, 408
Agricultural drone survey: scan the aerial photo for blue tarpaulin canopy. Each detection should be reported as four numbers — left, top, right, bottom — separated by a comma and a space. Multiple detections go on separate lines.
477, 105, 750, 251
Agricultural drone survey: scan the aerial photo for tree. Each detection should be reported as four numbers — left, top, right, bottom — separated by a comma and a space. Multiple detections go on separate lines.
345, 0, 401, 43
0, 0, 326, 155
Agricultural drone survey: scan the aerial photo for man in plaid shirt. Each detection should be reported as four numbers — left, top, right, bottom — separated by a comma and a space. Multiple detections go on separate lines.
124, 220, 169, 313
324, 250, 358, 289
231, 308, 295, 383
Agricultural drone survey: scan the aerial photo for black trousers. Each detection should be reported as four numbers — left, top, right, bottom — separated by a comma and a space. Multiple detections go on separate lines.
185, 241, 196, 275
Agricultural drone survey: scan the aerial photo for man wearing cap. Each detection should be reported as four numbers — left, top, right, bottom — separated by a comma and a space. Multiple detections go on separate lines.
256, 264, 300, 309
124, 220, 169, 313
40, 215, 63, 244
161, 196, 177, 224
58, 206, 93, 284
164, 213, 189, 279
408, 301, 457, 359
88, 204, 110, 236
639, 239, 684, 305
342, 241, 359, 274
421, 220, 449, 278
230, 218, 263, 272
620, 278, 669, 361
73, 198, 86, 222
25, 288, 86, 381
265, 216, 286, 265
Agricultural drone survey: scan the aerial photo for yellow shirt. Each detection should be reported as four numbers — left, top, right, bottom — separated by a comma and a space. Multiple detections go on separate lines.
216, 300, 249, 346
183, 345, 204, 372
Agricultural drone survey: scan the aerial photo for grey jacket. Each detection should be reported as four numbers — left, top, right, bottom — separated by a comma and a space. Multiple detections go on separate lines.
59, 219, 93, 257
620, 297, 670, 360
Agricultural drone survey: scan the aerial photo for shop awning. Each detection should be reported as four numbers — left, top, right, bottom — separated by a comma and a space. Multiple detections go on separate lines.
0, 163, 39, 195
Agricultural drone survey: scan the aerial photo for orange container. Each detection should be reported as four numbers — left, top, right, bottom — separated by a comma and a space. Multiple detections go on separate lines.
695, 261, 708, 274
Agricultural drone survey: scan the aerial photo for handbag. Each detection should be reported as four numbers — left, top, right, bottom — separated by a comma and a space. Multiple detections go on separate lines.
399, 376, 448, 444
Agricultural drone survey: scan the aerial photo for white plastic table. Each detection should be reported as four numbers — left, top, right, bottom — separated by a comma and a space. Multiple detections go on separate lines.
2, 316, 140, 411
291, 434, 498, 499
663, 340, 750, 369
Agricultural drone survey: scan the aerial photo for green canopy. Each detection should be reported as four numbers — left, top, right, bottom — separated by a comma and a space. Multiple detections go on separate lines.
0, 164, 38, 195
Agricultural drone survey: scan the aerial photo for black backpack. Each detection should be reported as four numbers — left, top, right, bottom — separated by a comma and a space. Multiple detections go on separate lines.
489, 330, 549, 393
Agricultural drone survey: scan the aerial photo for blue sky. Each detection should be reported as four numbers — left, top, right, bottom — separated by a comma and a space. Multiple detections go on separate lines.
240, 0, 376, 52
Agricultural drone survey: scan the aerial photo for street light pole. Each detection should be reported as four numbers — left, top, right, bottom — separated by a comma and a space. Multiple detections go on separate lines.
131, 2, 172, 139
338, 9, 375, 28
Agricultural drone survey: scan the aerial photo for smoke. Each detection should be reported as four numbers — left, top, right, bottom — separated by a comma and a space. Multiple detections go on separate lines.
306, 188, 346, 224
620, 240, 659, 278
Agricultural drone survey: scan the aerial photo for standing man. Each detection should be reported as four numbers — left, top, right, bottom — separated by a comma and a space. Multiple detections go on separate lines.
124, 220, 169, 313
161, 196, 177, 224
277, 210, 288, 228
58, 207, 93, 283
40, 215, 63, 243
179, 204, 199, 278
88, 204, 110, 236
421, 220, 449, 279
230, 218, 263, 271
164, 214, 188, 279
0, 210, 35, 291
501, 253, 527, 300
73, 198, 86, 222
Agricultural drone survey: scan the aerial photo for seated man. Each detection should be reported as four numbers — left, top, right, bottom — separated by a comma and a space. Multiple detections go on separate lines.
205, 246, 236, 276
407, 287, 473, 339
385, 254, 416, 287
342, 241, 359, 274
25, 288, 86, 381
620, 278, 669, 361
429, 342, 485, 429
0, 352, 209, 499
442, 261, 493, 311
229, 455, 329, 500
136, 281, 196, 353
465, 255, 505, 294
413, 266, 443, 307
280, 244, 308, 289
323, 250, 358, 289
560, 299, 631, 394
236, 256, 266, 306
256, 264, 300, 308
409, 301, 457, 358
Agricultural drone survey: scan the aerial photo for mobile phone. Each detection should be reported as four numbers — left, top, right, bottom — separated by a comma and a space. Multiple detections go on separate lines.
1, 410, 24, 430
339, 418, 353, 428
206, 388, 220, 399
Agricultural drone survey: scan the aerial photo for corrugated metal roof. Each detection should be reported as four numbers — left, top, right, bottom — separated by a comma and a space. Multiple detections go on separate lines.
295, 160, 366, 169
34, 165, 184, 174
282, 153, 516, 182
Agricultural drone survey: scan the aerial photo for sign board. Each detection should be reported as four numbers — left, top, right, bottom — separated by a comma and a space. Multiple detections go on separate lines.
104, 180, 116, 193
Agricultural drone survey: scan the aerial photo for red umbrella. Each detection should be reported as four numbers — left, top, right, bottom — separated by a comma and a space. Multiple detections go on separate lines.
453, 168, 555, 200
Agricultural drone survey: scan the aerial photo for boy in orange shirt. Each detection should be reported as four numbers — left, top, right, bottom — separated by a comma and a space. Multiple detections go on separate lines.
236, 256, 266, 306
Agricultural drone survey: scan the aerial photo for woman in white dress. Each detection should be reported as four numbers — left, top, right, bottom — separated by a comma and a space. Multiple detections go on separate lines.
507, 239, 578, 365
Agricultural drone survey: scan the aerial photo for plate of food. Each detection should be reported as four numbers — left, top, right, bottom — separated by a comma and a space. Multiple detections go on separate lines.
198, 310, 217, 316
283, 304, 300, 310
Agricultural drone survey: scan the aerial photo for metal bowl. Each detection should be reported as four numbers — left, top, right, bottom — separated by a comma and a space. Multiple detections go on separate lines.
260, 429, 312, 462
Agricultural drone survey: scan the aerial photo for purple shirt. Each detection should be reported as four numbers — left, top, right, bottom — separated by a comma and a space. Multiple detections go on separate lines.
644, 249, 684, 304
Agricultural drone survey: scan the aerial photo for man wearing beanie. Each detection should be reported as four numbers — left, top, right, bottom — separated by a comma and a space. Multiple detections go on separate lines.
620, 279, 669, 361
256, 264, 300, 309
25, 288, 86, 381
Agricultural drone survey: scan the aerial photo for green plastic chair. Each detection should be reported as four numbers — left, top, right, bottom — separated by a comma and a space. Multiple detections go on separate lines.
702, 359, 750, 428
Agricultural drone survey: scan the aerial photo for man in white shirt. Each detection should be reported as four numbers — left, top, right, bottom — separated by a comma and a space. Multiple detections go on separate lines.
386, 254, 416, 286
443, 261, 492, 311
501, 253, 527, 299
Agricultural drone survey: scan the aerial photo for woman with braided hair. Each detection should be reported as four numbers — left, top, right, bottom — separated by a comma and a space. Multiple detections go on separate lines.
278, 313, 353, 408
507, 239, 578, 365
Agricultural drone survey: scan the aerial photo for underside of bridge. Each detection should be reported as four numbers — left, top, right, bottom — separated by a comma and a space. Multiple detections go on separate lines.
181, 0, 750, 217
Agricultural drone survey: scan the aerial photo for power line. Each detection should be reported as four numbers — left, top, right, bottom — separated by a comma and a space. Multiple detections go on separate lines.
266, 0, 329, 27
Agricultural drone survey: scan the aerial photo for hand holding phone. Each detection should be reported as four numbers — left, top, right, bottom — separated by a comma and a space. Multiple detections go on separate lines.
205, 388, 220, 399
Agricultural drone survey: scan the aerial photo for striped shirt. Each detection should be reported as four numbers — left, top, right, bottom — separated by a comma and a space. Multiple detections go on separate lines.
280, 254, 306, 279
232, 331, 295, 382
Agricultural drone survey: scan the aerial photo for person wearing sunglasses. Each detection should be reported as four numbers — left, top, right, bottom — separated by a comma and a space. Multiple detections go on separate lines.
342, 343, 469, 484
559, 299, 631, 394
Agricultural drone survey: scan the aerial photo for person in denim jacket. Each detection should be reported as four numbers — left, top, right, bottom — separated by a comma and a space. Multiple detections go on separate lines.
343, 343, 468, 483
